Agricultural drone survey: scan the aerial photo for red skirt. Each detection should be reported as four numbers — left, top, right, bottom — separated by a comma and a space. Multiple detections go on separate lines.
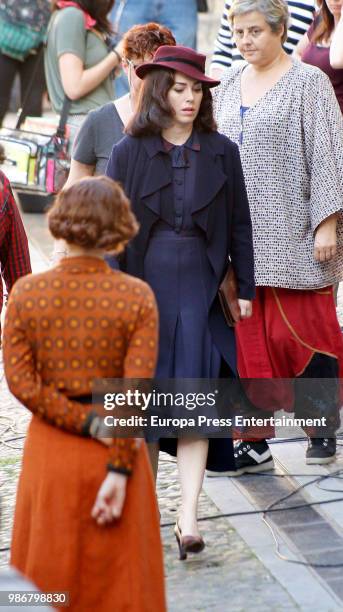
235, 287, 343, 437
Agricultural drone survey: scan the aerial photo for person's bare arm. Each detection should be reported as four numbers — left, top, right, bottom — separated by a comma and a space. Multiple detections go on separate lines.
209, 65, 226, 80
330, 8, 343, 69
293, 33, 310, 60
59, 42, 122, 100
65, 158, 95, 189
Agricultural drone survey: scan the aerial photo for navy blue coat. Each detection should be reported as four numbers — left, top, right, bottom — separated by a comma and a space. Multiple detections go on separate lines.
106, 130, 255, 372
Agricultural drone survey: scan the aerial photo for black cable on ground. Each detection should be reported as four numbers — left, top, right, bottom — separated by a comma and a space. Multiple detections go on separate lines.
261, 469, 343, 567
1, 433, 343, 564
161, 468, 343, 568
160, 489, 343, 528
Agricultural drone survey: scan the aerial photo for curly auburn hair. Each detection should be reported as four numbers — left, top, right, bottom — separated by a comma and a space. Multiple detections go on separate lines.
51, 0, 114, 34
48, 176, 139, 254
126, 69, 217, 137
122, 23, 176, 60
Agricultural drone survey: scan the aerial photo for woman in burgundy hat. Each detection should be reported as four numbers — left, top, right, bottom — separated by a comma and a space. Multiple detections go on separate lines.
106, 45, 255, 559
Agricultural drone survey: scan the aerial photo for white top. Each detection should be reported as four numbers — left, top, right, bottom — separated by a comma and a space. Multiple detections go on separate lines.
213, 60, 343, 289
211, 0, 316, 70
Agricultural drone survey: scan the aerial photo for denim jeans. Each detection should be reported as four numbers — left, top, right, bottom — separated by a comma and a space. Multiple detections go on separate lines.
111, 0, 198, 97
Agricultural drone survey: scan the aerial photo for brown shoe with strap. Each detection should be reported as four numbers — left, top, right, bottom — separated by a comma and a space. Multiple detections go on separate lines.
174, 521, 205, 561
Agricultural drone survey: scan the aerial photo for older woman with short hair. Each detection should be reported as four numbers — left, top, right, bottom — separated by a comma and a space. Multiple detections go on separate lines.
213, 0, 343, 473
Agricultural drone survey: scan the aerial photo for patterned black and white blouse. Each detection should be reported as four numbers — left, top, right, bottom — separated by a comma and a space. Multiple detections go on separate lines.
214, 60, 343, 290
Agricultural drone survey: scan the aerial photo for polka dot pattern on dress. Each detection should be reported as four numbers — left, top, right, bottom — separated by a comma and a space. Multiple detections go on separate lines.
3, 257, 159, 474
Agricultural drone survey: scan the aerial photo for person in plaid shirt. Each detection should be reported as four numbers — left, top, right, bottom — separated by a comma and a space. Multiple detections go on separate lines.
0, 156, 31, 326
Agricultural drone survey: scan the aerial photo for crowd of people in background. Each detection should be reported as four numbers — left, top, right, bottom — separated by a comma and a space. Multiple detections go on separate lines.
0, 0, 343, 609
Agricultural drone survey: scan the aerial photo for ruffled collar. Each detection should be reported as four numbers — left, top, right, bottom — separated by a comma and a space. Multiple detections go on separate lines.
162, 131, 200, 168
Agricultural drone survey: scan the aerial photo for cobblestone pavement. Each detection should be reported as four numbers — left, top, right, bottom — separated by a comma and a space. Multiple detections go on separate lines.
158, 457, 299, 611
0, 360, 29, 569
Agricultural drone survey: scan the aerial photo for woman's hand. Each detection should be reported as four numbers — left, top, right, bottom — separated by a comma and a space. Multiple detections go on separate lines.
114, 38, 124, 60
97, 436, 113, 447
293, 33, 310, 61
314, 214, 338, 262
91, 472, 127, 525
238, 299, 253, 319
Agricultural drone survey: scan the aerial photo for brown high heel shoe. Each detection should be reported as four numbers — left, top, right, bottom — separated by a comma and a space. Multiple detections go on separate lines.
174, 521, 205, 561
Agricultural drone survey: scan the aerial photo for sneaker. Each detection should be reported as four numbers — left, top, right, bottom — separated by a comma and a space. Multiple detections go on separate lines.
207, 439, 274, 477
306, 437, 336, 465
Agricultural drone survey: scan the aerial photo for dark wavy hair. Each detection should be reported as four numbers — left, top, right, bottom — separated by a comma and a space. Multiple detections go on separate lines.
311, 1, 334, 44
126, 68, 217, 137
51, 0, 114, 34
48, 176, 139, 254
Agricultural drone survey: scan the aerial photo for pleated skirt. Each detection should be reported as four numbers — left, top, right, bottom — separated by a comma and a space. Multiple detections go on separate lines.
144, 231, 235, 471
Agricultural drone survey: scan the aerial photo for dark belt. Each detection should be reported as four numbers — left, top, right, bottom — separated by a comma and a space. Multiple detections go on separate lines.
151, 228, 203, 237
70, 394, 93, 404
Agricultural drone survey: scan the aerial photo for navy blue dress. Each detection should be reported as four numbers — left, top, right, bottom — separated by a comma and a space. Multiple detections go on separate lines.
143, 133, 235, 470
144, 133, 222, 379
105, 129, 256, 472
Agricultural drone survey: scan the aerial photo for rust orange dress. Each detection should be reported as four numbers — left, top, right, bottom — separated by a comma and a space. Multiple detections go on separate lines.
3, 256, 166, 612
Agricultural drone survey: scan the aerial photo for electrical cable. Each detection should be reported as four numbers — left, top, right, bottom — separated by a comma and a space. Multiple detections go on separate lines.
160, 468, 343, 568
160, 490, 343, 528
261, 469, 343, 567
1, 429, 343, 565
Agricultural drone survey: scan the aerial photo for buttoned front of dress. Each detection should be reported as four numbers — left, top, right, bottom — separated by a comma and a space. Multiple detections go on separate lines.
143, 133, 224, 378
163, 132, 200, 232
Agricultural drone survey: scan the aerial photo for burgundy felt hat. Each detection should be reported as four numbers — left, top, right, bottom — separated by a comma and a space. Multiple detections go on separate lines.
135, 45, 220, 88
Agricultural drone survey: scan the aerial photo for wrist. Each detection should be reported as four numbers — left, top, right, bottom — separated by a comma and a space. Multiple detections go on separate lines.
316, 214, 338, 230
89, 415, 102, 438
107, 462, 132, 476
82, 411, 99, 436
109, 46, 121, 66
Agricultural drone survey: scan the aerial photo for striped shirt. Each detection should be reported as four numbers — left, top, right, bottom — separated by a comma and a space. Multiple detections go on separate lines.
211, 0, 316, 70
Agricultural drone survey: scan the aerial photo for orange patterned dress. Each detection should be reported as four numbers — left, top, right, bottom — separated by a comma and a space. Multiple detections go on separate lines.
3, 256, 166, 612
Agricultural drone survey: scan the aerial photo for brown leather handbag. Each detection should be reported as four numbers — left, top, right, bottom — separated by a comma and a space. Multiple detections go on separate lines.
218, 266, 241, 327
